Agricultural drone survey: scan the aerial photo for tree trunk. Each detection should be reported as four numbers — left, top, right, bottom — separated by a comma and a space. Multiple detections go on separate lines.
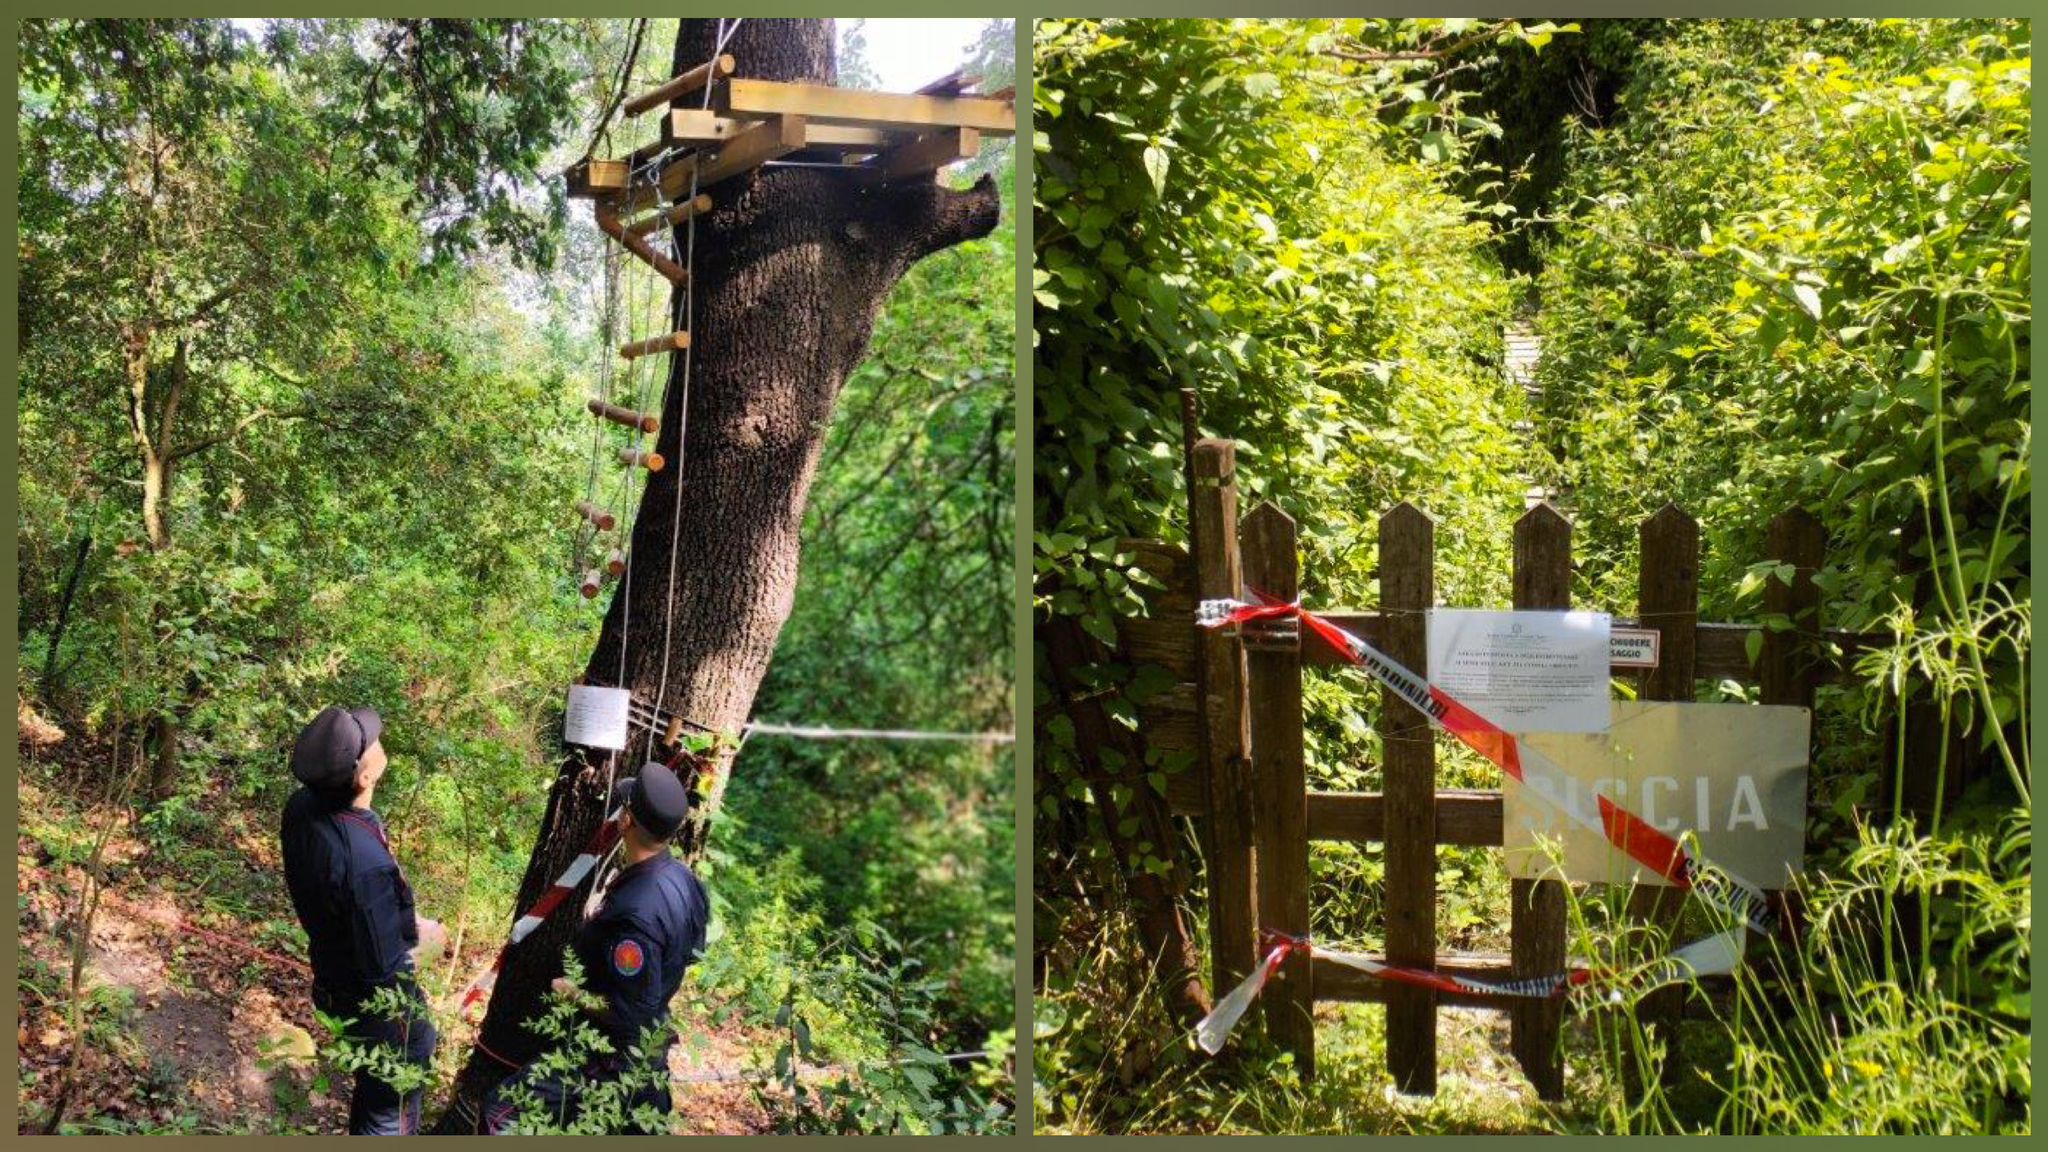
432, 17, 1001, 1130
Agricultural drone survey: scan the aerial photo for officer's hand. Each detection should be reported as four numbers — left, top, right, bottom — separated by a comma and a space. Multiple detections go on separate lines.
412, 916, 448, 965
551, 975, 577, 1000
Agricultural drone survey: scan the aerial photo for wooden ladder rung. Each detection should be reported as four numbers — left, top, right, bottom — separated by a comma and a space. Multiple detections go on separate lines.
587, 398, 660, 433
618, 446, 666, 472
580, 567, 605, 599
594, 205, 689, 285
575, 501, 616, 531
618, 331, 690, 359
604, 549, 627, 577
625, 194, 713, 239
623, 53, 737, 117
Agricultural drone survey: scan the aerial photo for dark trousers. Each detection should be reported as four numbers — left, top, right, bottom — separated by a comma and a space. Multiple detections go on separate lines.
319, 983, 438, 1136
483, 1054, 673, 1135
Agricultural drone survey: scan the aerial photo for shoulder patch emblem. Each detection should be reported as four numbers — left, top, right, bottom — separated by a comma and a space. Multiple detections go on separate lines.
612, 937, 646, 978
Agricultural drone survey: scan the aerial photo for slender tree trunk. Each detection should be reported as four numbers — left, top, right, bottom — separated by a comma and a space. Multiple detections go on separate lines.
41, 531, 94, 692
432, 17, 1001, 1129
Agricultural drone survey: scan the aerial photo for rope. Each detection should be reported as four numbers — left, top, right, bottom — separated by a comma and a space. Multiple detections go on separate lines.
744, 722, 1015, 745
652, 17, 745, 716
623, 697, 1013, 745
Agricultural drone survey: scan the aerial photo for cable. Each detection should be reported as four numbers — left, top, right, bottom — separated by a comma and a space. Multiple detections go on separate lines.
652, 17, 745, 716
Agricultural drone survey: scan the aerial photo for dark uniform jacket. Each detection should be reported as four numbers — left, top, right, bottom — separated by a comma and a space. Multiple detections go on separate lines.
281, 786, 419, 1010
572, 852, 709, 1055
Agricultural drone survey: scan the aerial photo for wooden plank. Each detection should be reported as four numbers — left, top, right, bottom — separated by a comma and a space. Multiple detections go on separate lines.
717, 78, 1017, 135
1315, 952, 1736, 1010
669, 109, 897, 153
1192, 439, 1256, 996
625, 193, 713, 239
1758, 507, 1823, 980
864, 128, 980, 184
1308, 612, 1874, 683
594, 204, 689, 285
1314, 952, 1515, 1011
914, 68, 972, 96
622, 53, 736, 117
1629, 502, 1700, 1094
661, 114, 808, 200
1305, 789, 1502, 846
1165, 769, 1205, 815
1301, 611, 1387, 665
1380, 501, 1436, 1095
565, 157, 630, 200
1762, 508, 1825, 711
1509, 502, 1570, 1102
1243, 502, 1313, 1077
1115, 616, 1196, 680
618, 330, 690, 360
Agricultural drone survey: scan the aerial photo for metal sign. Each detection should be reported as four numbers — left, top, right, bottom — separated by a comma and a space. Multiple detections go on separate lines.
1609, 628, 1661, 669
1505, 701, 1810, 889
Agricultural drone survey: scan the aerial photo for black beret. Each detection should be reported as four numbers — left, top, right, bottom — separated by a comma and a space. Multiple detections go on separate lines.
614, 761, 690, 840
291, 705, 383, 792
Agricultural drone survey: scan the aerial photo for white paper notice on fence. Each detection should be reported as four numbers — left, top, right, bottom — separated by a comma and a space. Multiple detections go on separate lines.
1426, 609, 1612, 733
1505, 700, 1810, 889
562, 685, 632, 750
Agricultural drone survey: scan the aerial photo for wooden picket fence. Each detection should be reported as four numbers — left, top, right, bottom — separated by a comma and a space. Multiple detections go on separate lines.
1123, 436, 1902, 1097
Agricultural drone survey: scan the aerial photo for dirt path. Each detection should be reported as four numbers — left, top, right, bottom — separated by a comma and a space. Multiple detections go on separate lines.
17, 766, 785, 1135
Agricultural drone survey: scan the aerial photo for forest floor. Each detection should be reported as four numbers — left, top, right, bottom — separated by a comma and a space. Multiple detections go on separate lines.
13, 705, 782, 1135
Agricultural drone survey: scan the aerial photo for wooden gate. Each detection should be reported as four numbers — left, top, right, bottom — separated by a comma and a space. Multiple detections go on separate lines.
1145, 436, 1890, 1097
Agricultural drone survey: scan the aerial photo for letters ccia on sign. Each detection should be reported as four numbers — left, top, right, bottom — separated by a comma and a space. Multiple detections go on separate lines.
1522, 772, 1771, 833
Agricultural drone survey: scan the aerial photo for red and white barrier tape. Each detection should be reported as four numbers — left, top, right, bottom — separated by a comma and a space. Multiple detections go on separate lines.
1195, 931, 1741, 1055
1190, 594, 1775, 1052
458, 803, 625, 1019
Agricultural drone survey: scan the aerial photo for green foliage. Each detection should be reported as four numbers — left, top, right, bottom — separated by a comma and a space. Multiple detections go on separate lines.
724, 151, 1017, 1051
486, 952, 673, 1135
17, 17, 1015, 1135
1033, 19, 1535, 1127
315, 984, 436, 1105
1035, 16, 2030, 1137
688, 852, 1009, 1134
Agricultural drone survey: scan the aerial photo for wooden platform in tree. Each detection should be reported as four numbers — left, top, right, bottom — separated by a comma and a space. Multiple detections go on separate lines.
566, 63, 1015, 207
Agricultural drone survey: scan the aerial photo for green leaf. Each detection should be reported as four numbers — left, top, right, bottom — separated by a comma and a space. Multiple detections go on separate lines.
1141, 144, 1169, 200
1793, 283, 1824, 321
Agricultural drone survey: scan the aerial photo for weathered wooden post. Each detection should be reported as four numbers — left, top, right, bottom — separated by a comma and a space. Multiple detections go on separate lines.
1631, 503, 1700, 1090
1509, 502, 1571, 1100
1243, 502, 1313, 1075
1762, 506, 1824, 935
1193, 440, 1257, 995
1381, 502, 1437, 1094
1762, 507, 1825, 712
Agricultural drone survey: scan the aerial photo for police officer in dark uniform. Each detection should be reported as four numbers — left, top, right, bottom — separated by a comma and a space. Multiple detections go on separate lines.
484, 761, 710, 1135
281, 705, 445, 1135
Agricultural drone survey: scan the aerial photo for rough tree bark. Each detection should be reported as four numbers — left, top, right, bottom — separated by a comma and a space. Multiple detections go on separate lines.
432, 18, 1002, 1130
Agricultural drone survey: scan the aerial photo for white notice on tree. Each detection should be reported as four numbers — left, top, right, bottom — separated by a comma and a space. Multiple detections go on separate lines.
1427, 609, 1611, 733
563, 685, 632, 750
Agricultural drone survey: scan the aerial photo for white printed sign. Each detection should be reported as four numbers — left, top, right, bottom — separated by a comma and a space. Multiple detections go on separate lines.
1610, 628, 1661, 669
1427, 609, 1612, 734
563, 685, 632, 750
1505, 701, 1810, 889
